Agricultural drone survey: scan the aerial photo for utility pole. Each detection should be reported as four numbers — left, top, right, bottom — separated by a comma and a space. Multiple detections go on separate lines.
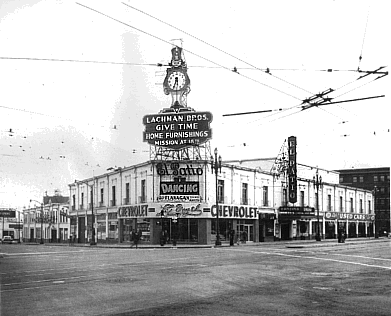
211, 148, 222, 246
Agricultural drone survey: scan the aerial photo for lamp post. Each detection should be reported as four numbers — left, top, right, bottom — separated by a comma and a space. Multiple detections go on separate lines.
90, 181, 96, 246
30, 199, 44, 244
211, 148, 222, 246
313, 169, 322, 242
373, 186, 379, 238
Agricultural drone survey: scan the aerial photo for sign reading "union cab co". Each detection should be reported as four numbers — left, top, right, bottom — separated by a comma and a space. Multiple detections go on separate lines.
143, 111, 213, 149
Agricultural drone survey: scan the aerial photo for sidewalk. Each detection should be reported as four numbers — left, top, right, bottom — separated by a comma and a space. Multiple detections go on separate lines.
23, 237, 390, 249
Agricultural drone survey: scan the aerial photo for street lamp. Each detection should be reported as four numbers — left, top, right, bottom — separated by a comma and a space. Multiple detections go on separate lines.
30, 199, 44, 244
373, 186, 379, 239
313, 169, 322, 242
211, 148, 222, 246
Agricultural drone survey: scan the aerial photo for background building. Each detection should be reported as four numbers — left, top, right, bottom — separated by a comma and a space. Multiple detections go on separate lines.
336, 167, 390, 236
23, 193, 70, 243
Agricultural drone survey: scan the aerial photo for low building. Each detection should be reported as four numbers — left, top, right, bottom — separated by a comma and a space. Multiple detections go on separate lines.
23, 196, 70, 243
68, 158, 374, 245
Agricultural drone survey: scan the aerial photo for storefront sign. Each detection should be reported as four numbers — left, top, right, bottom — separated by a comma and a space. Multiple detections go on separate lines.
160, 181, 199, 195
156, 162, 203, 176
278, 206, 315, 219
157, 195, 201, 202
0, 209, 16, 218
143, 112, 213, 149
160, 203, 202, 217
288, 136, 297, 203
325, 212, 375, 221
279, 206, 315, 213
211, 204, 258, 219
118, 204, 148, 218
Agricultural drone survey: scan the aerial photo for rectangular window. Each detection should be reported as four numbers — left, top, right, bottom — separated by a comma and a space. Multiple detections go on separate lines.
359, 176, 364, 182
339, 196, 343, 212
263, 186, 268, 207
353, 176, 357, 183
282, 188, 287, 206
300, 191, 305, 207
100, 188, 104, 206
141, 179, 146, 203
111, 185, 116, 206
125, 183, 130, 204
360, 199, 363, 213
217, 180, 224, 203
368, 200, 371, 213
327, 194, 332, 211
374, 175, 378, 182
81, 192, 84, 209
241, 183, 248, 205
72, 194, 76, 211
380, 175, 385, 182
339, 176, 344, 183
90, 188, 93, 209
350, 197, 354, 212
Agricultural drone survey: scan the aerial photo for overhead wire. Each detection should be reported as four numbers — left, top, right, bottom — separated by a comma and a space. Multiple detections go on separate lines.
122, 2, 314, 96
0, 56, 164, 67
76, 2, 302, 102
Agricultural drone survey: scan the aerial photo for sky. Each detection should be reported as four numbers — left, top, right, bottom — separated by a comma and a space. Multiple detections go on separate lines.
0, 0, 389, 209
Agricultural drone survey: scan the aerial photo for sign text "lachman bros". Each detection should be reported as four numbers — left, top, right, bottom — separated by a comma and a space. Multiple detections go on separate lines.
143, 112, 212, 150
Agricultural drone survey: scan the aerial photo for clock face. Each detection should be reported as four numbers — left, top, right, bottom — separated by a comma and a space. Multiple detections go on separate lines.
167, 71, 186, 90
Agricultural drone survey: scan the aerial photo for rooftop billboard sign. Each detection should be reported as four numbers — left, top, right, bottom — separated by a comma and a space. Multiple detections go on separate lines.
143, 111, 213, 150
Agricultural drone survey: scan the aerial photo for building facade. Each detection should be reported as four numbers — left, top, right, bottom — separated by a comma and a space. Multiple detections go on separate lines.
68, 159, 374, 245
336, 167, 390, 236
23, 196, 70, 243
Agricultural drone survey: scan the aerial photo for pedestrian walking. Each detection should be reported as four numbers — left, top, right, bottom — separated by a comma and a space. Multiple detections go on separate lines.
242, 230, 248, 243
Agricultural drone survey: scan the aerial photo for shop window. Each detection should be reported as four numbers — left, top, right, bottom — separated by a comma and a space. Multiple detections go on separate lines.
263, 186, 268, 206
217, 180, 224, 203
241, 183, 248, 205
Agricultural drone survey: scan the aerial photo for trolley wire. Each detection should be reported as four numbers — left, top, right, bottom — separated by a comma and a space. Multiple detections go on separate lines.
76, 2, 302, 102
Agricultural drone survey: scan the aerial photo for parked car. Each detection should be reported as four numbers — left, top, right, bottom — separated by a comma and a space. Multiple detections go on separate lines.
1, 236, 14, 244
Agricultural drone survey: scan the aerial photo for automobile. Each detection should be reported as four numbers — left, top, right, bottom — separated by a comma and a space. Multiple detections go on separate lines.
1, 236, 14, 244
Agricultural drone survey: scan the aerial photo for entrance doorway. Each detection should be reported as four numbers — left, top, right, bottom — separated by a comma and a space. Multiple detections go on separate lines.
280, 222, 290, 240
236, 221, 254, 242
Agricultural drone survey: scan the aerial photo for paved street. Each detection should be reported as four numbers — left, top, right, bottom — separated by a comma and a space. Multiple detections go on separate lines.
1, 239, 391, 316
